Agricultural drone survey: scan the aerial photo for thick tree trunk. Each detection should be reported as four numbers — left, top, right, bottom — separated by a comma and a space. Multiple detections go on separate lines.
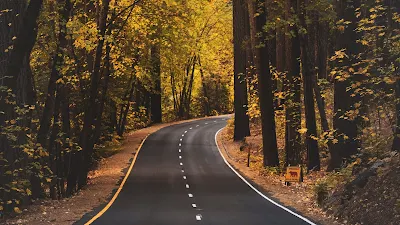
0, 0, 42, 200
299, 0, 320, 171
391, 0, 400, 152
284, 0, 302, 166
329, 0, 362, 170
317, 21, 328, 79
233, 0, 250, 141
252, 0, 279, 166
150, 43, 162, 123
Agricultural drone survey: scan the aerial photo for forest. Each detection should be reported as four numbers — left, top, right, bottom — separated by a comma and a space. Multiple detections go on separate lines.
233, 0, 399, 169
0, 0, 399, 222
0, 0, 232, 214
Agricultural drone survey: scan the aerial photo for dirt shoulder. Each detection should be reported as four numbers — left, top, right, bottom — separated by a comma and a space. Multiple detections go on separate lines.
216, 127, 340, 225
3, 117, 219, 225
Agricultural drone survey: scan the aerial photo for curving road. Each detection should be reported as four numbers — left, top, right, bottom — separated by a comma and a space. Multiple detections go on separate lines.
77, 116, 316, 225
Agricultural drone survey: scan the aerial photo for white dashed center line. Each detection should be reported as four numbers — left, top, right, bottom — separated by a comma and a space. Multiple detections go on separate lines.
205, 123, 208, 124
177, 127, 204, 222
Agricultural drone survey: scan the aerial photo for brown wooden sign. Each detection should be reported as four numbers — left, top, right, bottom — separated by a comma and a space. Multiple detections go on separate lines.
285, 166, 302, 182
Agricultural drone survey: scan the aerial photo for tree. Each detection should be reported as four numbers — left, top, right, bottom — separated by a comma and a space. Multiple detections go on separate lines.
150, 26, 162, 123
284, 0, 302, 166
251, 0, 279, 166
79, 0, 111, 188
298, 0, 320, 171
0, 0, 43, 201
329, 0, 362, 170
233, 0, 250, 141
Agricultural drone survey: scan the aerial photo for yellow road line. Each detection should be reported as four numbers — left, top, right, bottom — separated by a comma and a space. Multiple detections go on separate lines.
85, 134, 150, 225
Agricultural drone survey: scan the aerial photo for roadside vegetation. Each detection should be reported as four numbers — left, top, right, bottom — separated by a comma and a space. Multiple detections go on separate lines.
230, 0, 399, 224
0, 0, 232, 218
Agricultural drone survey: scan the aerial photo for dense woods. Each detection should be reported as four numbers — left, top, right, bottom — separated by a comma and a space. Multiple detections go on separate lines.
233, 0, 399, 175
0, 0, 232, 214
0, 0, 399, 221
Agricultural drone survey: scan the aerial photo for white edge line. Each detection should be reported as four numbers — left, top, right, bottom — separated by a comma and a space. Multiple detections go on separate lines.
214, 128, 317, 225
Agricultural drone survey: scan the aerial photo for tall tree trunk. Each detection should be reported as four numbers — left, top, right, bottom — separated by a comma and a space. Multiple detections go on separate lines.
94, 42, 112, 142
299, 0, 320, 171
317, 21, 328, 79
79, 0, 110, 188
150, 43, 162, 123
170, 72, 178, 114
276, 20, 285, 109
198, 56, 211, 116
246, 0, 258, 91
329, 0, 362, 170
233, 0, 250, 141
252, 0, 280, 166
284, 0, 302, 166
0, 0, 42, 125
48, 87, 62, 200
118, 75, 136, 136
390, 0, 400, 151
37, 0, 72, 149
59, 84, 72, 198
0, 0, 42, 200
185, 55, 196, 119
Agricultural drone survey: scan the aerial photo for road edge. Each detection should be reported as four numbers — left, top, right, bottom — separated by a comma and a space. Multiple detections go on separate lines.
84, 134, 150, 225
214, 127, 317, 225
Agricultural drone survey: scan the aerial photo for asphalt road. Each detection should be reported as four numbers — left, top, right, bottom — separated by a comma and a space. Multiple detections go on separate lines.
79, 116, 316, 225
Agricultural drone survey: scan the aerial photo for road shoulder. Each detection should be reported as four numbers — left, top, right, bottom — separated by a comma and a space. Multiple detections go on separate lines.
216, 127, 339, 225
